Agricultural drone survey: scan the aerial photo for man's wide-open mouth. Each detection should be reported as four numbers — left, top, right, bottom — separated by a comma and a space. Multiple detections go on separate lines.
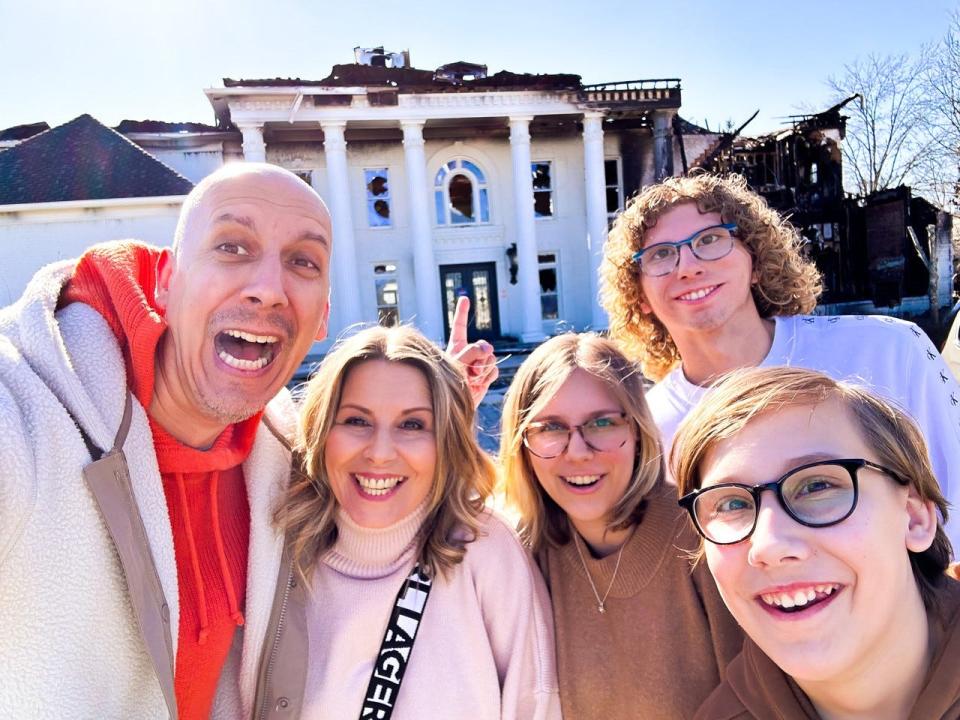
214, 329, 280, 371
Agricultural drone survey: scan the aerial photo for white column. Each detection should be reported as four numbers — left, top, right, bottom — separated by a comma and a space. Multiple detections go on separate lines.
238, 123, 266, 162
583, 112, 609, 330
321, 121, 362, 328
401, 120, 444, 342
509, 115, 546, 343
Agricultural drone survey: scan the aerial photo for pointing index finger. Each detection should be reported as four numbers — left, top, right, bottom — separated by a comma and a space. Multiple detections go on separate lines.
447, 295, 470, 354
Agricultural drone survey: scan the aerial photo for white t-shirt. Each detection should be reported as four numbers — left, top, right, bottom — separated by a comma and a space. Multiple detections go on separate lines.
647, 314, 960, 549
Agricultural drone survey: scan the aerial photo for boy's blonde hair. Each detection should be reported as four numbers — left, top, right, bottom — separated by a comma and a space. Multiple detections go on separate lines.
672, 366, 952, 608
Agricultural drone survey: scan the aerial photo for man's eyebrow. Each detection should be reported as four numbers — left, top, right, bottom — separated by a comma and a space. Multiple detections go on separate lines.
213, 212, 255, 229
213, 213, 328, 248
300, 231, 330, 249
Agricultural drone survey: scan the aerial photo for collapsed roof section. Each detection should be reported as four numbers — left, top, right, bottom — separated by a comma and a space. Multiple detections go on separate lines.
210, 49, 680, 130
223, 64, 581, 93
694, 96, 857, 176
115, 119, 222, 134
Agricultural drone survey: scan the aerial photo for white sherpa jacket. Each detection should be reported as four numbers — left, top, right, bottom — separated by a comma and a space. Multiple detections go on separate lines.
0, 260, 295, 719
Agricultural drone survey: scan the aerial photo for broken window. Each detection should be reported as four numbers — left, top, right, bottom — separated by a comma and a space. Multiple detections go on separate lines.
434, 158, 490, 225
605, 158, 623, 219
532, 162, 553, 218
449, 174, 474, 223
374, 263, 400, 327
365, 168, 391, 227
538, 252, 560, 320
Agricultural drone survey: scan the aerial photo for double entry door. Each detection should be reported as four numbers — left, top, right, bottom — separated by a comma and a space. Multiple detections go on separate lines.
439, 262, 501, 344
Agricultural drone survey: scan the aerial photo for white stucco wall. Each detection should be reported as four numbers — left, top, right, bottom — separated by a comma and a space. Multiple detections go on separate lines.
147, 147, 224, 184
0, 199, 183, 307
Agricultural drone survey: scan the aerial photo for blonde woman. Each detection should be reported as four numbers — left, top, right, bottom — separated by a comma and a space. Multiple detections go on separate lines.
499, 333, 741, 720
674, 367, 960, 719
271, 325, 560, 720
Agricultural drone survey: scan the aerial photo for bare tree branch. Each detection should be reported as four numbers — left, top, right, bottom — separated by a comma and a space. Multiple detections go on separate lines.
828, 52, 929, 195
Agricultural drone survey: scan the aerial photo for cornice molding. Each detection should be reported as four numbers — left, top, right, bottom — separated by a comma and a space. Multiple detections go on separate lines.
227, 89, 586, 124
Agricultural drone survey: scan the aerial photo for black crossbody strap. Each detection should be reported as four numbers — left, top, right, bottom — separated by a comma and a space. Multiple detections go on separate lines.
358, 564, 434, 720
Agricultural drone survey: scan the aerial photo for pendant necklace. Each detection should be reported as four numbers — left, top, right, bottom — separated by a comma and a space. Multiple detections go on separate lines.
573, 531, 626, 615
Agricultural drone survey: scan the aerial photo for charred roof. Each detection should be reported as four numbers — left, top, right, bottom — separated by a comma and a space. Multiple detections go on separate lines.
223, 63, 581, 93
115, 119, 222, 133
0, 122, 50, 142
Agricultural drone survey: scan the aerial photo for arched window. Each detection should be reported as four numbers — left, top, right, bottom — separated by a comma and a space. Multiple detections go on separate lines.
434, 159, 490, 225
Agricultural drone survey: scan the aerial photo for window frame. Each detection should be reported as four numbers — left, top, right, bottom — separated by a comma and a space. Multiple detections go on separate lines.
537, 251, 562, 322
363, 167, 392, 229
434, 158, 491, 226
372, 262, 401, 327
604, 157, 624, 222
531, 160, 555, 221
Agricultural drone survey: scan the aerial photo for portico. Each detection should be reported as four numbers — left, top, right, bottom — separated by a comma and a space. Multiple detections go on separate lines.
204, 54, 685, 346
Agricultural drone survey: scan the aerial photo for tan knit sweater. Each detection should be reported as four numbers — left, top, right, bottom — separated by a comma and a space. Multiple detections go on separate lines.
539, 480, 743, 720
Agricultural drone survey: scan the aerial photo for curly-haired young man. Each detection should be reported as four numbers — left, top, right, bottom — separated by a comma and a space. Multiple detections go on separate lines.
601, 173, 960, 549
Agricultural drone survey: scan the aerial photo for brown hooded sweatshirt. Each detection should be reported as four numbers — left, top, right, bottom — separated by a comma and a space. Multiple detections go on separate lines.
693, 578, 960, 720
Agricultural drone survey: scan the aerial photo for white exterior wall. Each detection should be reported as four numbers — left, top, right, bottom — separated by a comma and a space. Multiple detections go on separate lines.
0, 199, 183, 307
267, 132, 617, 346
147, 147, 224, 184
525, 135, 593, 333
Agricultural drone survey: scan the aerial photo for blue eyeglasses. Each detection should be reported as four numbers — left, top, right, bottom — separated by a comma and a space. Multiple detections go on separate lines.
631, 223, 738, 277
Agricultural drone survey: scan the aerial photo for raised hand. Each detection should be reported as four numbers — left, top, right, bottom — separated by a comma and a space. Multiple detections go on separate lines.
446, 296, 498, 408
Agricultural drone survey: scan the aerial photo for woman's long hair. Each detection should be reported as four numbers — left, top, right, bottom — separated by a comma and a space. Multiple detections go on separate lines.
499, 333, 663, 553
275, 325, 497, 584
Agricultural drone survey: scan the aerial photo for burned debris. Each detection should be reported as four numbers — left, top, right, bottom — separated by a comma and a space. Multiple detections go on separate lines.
698, 96, 953, 322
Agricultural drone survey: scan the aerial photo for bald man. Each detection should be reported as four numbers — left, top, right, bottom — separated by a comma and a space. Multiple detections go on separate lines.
0, 163, 495, 719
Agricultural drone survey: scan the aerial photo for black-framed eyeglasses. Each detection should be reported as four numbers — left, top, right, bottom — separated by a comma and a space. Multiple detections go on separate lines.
631, 223, 738, 277
678, 458, 905, 545
522, 413, 630, 459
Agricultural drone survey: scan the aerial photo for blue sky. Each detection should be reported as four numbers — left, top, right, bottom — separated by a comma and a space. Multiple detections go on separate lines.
0, 0, 955, 135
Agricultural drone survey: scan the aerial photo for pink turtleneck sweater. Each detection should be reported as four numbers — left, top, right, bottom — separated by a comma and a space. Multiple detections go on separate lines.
301, 504, 562, 720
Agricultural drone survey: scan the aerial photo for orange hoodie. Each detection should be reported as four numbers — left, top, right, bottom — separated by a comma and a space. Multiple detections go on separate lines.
62, 241, 261, 720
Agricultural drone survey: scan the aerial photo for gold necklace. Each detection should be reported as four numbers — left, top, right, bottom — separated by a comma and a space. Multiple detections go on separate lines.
572, 531, 625, 614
